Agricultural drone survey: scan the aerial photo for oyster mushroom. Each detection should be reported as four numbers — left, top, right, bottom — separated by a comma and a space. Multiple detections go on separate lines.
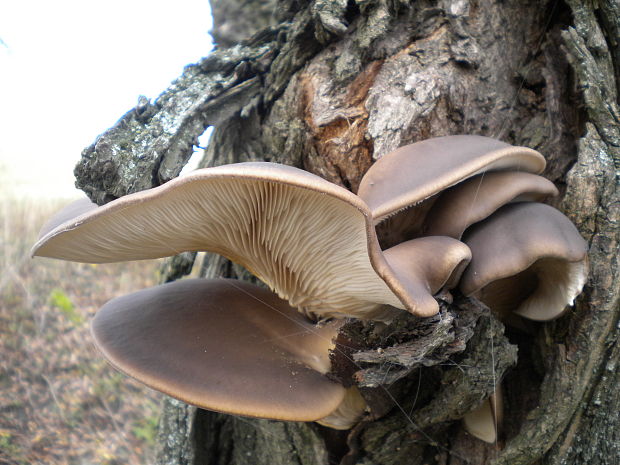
33, 136, 589, 439
463, 387, 504, 443
424, 171, 558, 239
358, 135, 546, 224
459, 202, 588, 321
32, 162, 470, 319
92, 278, 365, 428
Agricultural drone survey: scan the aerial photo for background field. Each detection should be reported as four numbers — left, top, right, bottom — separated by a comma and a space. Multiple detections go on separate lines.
1, 195, 163, 465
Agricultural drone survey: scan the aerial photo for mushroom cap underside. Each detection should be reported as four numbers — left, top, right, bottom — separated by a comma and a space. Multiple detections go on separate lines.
92, 278, 346, 422
358, 135, 546, 222
32, 162, 469, 319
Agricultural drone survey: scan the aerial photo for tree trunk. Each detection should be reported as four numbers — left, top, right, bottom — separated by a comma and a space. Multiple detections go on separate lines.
74, 1, 620, 464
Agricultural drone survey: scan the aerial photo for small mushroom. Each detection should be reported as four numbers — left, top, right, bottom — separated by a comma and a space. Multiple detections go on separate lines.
459, 203, 588, 321
92, 277, 365, 428
32, 162, 470, 319
358, 135, 546, 223
462, 387, 504, 443
381, 236, 472, 316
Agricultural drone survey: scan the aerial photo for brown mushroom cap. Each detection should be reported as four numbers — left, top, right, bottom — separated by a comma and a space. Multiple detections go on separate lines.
32, 162, 467, 319
358, 135, 546, 223
381, 237, 472, 316
92, 278, 346, 422
460, 203, 588, 321
424, 172, 558, 239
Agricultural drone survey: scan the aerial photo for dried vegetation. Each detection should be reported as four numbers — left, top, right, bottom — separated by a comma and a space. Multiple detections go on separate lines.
0, 195, 162, 465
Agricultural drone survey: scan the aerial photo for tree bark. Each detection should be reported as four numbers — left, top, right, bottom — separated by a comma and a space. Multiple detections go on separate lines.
74, 1, 620, 464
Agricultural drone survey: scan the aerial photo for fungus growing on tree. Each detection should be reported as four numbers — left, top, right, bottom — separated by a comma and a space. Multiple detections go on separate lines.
459, 202, 589, 321
423, 171, 559, 239
32, 162, 470, 319
355, 135, 588, 442
353, 135, 588, 321
357, 135, 546, 223
33, 135, 588, 438
91, 278, 365, 429
462, 387, 504, 444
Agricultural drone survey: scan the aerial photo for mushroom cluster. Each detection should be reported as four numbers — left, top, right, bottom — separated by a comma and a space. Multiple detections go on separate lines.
32, 135, 588, 435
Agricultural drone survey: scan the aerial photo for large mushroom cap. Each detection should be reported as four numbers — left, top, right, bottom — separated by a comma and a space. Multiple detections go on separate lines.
32, 162, 467, 319
424, 172, 558, 239
460, 203, 588, 321
92, 278, 347, 422
358, 135, 546, 223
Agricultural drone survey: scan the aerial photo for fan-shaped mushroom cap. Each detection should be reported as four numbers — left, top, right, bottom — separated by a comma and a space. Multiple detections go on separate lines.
358, 136, 546, 223
463, 388, 503, 443
424, 172, 558, 239
460, 203, 588, 321
32, 163, 467, 319
92, 278, 349, 423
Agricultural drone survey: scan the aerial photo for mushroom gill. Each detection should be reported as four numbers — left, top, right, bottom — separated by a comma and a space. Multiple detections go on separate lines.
32, 162, 470, 319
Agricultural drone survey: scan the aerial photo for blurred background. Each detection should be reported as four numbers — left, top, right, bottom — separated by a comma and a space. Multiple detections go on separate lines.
1, 2, 214, 463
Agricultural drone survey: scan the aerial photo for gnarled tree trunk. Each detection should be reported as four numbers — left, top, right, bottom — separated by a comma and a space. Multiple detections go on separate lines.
75, 1, 620, 464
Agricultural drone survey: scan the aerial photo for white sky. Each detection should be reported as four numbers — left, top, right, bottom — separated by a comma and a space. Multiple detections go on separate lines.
0, 1, 214, 199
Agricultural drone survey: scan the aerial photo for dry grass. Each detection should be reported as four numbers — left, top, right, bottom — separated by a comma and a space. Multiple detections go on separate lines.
0, 195, 163, 465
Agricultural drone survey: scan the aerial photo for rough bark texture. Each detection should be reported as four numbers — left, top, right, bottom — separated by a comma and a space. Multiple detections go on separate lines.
73, 0, 620, 464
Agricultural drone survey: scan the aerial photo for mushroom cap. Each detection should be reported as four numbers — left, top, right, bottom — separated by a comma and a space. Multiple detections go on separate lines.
381, 237, 472, 316
459, 203, 588, 321
32, 162, 467, 319
424, 171, 558, 239
92, 278, 346, 422
358, 135, 546, 222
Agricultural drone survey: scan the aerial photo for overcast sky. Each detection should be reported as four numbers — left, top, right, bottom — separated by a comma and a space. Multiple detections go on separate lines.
0, 1, 213, 198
